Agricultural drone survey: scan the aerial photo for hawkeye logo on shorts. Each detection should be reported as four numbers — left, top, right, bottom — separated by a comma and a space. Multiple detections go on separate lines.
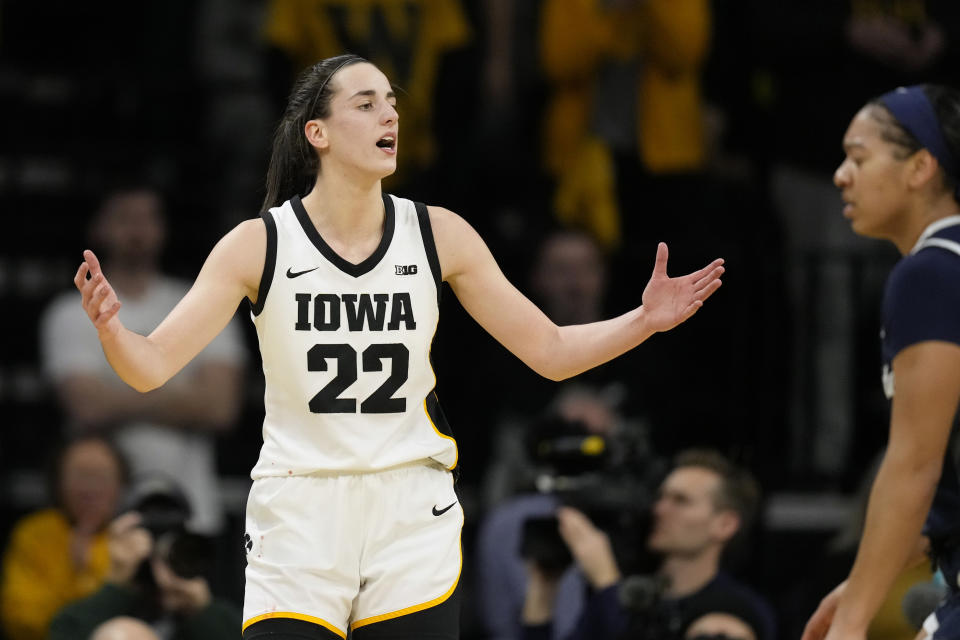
395, 264, 418, 275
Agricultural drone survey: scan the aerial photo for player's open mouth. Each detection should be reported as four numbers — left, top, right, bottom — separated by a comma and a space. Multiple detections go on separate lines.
376, 136, 396, 153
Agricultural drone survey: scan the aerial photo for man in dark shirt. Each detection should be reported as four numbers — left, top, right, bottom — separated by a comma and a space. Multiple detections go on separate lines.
521, 449, 774, 640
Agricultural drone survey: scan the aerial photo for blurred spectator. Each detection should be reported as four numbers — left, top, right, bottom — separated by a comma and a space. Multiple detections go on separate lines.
262, 0, 472, 190
0, 435, 128, 640
530, 229, 607, 327
91, 616, 161, 640
538, 0, 711, 250
47, 510, 240, 640
519, 449, 774, 640
39, 183, 247, 535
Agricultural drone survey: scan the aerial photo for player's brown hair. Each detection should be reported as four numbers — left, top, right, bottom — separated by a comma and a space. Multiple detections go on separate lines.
261, 54, 368, 213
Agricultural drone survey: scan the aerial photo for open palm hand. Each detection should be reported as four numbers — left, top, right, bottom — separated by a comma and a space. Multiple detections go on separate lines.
641, 243, 724, 333
74, 249, 122, 335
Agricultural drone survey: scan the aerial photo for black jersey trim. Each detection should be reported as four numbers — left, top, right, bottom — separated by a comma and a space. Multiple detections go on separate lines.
426, 390, 458, 475
249, 210, 278, 317
290, 193, 395, 278
414, 201, 443, 303
426, 390, 454, 439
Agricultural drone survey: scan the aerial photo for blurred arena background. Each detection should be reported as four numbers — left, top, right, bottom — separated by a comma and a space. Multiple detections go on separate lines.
2, 1, 959, 638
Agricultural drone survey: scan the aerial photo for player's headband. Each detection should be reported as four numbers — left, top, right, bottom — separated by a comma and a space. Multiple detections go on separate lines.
309, 56, 366, 118
879, 86, 959, 195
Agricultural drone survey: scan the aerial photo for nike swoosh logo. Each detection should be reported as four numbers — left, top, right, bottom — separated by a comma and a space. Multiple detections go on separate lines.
432, 502, 457, 517
286, 266, 319, 278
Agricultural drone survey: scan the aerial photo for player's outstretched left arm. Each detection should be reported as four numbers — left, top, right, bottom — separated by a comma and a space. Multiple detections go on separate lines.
429, 206, 723, 380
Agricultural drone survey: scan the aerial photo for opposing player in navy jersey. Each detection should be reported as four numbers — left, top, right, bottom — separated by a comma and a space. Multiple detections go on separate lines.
804, 84, 960, 640
72, 54, 725, 640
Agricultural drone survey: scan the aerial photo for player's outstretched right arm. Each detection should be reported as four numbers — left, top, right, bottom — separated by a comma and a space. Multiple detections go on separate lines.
73, 220, 265, 392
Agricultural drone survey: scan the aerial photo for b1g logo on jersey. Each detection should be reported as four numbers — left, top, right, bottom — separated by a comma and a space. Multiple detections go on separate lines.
395, 264, 418, 275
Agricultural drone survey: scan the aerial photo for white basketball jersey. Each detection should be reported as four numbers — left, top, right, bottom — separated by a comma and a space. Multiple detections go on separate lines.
249, 194, 457, 478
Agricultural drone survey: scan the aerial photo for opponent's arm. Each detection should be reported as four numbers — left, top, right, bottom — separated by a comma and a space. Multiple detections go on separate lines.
74, 220, 264, 392
804, 341, 960, 640
429, 206, 723, 381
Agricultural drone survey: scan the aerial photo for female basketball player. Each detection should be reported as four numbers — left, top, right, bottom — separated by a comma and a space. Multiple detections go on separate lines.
73, 54, 724, 640
803, 85, 960, 640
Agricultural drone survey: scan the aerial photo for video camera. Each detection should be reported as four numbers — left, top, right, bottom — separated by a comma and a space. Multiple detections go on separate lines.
519, 414, 665, 574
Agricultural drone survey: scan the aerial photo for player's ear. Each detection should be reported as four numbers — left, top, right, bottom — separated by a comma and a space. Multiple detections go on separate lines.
305, 119, 329, 151
907, 148, 940, 191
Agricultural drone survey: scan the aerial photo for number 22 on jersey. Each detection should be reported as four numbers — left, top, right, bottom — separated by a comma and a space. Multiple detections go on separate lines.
308, 342, 409, 414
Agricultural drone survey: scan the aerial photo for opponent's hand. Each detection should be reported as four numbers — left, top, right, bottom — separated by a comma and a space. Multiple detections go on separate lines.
802, 581, 848, 640
74, 249, 122, 335
641, 243, 724, 333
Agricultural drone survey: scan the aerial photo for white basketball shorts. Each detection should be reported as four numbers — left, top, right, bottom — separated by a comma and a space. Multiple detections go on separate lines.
241, 462, 463, 638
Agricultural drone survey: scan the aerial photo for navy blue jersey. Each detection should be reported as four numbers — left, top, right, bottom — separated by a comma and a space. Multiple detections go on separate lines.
880, 216, 960, 541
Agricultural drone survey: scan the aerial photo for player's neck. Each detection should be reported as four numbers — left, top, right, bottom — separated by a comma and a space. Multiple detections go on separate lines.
301, 174, 385, 244
893, 193, 960, 255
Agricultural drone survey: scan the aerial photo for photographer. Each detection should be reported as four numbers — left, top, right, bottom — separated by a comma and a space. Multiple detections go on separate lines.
1, 435, 128, 640
477, 383, 661, 640
47, 479, 240, 640
521, 450, 774, 640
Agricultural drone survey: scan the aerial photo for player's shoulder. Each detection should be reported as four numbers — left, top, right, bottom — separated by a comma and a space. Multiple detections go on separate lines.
424, 204, 482, 252
889, 241, 960, 295
884, 244, 960, 327
238, 215, 271, 235
424, 204, 474, 237
215, 216, 268, 256
932, 219, 960, 244
419, 205, 480, 281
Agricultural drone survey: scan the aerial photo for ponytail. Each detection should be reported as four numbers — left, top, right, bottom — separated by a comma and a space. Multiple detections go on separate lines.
261, 54, 368, 213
